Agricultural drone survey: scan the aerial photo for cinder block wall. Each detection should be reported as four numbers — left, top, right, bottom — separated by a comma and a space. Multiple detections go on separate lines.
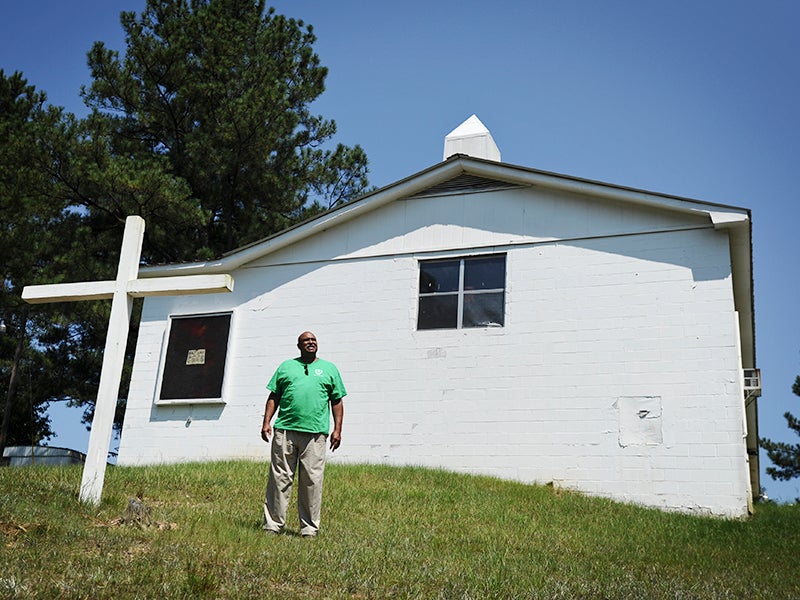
119, 187, 750, 516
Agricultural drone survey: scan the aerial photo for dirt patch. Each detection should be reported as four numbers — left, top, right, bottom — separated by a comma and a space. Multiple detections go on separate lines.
0, 521, 28, 537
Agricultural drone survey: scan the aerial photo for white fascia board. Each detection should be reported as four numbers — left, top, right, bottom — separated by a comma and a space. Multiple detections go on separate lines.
463, 160, 751, 225
708, 210, 751, 228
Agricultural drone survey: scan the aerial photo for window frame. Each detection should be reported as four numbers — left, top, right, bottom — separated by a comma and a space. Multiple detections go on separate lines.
154, 311, 233, 406
417, 253, 506, 330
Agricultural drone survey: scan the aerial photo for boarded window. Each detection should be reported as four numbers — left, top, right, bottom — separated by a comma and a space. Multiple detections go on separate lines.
159, 313, 232, 401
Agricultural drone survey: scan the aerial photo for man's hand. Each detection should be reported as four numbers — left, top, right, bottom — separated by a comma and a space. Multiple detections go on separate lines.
330, 429, 341, 452
261, 393, 279, 443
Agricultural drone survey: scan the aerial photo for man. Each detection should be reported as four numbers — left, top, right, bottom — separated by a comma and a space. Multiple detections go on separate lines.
261, 331, 346, 537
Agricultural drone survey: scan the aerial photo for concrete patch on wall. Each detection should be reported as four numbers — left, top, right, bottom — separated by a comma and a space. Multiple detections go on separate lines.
616, 396, 662, 447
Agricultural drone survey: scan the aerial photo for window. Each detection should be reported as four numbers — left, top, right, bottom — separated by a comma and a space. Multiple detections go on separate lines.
158, 312, 232, 402
418, 254, 506, 330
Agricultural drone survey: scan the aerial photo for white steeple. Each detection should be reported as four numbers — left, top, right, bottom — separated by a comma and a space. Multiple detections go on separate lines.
443, 114, 501, 162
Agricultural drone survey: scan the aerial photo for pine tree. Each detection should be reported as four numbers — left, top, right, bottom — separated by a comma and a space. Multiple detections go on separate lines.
760, 374, 800, 482
82, 0, 370, 258
2, 2, 372, 448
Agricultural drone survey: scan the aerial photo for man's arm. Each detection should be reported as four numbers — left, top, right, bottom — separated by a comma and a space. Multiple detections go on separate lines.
261, 392, 279, 442
330, 398, 344, 451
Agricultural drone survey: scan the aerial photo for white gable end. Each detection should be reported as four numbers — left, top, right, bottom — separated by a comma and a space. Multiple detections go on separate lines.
244, 184, 711, 268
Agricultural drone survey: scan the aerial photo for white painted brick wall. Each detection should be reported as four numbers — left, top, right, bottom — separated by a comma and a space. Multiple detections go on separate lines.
118, 187, 751, 516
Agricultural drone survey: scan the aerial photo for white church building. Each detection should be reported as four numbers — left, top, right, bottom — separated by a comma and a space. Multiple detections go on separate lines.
118, 116, 760, 517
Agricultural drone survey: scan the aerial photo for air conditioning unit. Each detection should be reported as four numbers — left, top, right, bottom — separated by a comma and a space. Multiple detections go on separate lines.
743, 368, 761, 389
743, 368, 761, 399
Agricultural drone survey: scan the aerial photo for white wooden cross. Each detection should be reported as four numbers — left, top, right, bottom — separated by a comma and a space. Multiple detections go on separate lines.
22, 216, 233, 505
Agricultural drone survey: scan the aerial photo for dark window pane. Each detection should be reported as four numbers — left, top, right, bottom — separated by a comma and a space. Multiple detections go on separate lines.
464, 255, 505, 290
462, 292, 505, 328
419, 260, 459, 293
418, 295, 458, 329
160, 314, 231, 400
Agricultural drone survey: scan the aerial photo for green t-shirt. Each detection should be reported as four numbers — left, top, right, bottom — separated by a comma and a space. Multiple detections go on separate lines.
267, 358, 346, 434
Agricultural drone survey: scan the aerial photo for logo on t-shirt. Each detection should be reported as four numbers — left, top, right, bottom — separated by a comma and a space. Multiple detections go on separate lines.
314, 368, 324, 377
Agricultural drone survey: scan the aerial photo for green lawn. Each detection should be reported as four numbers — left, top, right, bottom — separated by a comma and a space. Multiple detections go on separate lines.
1, 461, 798, 599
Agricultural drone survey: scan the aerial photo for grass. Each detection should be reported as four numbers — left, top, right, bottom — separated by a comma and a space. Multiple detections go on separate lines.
1, 461, 799, 599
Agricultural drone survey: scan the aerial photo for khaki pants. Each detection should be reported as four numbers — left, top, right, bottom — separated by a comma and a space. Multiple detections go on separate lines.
263, 429, 327, 536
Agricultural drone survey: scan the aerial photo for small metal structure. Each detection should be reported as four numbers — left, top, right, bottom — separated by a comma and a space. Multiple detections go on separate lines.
2, 445, 86, 467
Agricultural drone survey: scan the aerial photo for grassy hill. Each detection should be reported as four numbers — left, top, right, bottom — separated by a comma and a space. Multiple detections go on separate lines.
1, 461, 798, 599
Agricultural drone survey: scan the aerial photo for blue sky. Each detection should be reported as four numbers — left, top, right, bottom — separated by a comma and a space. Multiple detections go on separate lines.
2, 1, 799, 502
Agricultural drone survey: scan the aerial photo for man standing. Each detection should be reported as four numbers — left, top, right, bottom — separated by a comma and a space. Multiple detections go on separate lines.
261, 331, 346, 537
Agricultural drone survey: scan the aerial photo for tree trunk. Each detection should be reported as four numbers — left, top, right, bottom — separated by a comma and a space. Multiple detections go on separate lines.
0, 307, 28, 461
